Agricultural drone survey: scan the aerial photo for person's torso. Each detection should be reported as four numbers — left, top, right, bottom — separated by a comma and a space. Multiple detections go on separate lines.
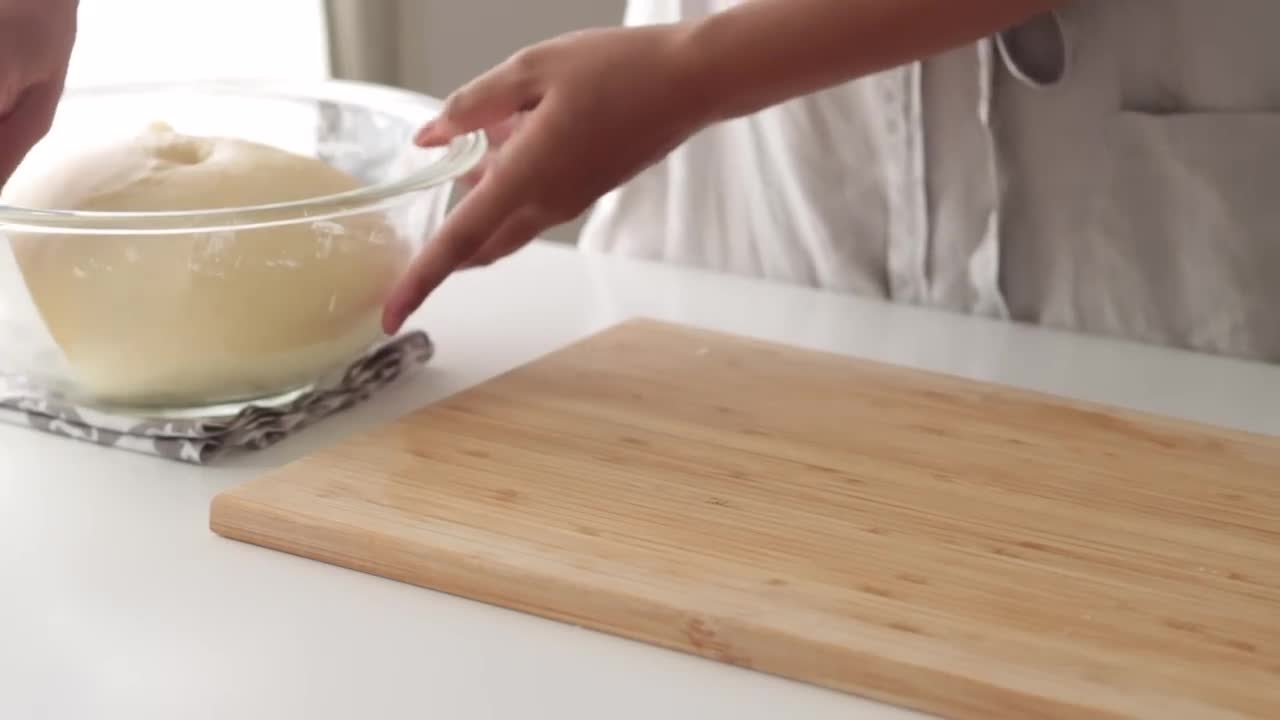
580, 0, 1280, 363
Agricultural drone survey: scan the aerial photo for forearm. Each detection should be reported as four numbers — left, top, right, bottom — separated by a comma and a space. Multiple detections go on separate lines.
675, 0, 1065, 123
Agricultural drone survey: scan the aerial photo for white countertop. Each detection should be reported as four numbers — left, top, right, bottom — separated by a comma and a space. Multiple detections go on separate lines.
3, 240, 1277, 720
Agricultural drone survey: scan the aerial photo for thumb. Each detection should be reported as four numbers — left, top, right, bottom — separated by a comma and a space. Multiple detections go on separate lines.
414, 48, 545, 147
0, 82, 60, 192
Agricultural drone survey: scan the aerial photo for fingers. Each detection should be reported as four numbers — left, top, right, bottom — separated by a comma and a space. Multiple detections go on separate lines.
383, 58, 579, 333
0, 74, 19, 120
459, 154, 492, 189
458, 205, 548, 270
0, 81, 60, 191
459, 115, 525, 187
382, 104, 573, 333
414, 48, 544, 147
381, 159, 529, 333
381, 191, 554, 334
486, 114, 523, 146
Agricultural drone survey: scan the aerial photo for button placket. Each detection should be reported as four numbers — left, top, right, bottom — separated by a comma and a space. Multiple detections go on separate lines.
963, 37, 1012, 320
882, 64, 930, 305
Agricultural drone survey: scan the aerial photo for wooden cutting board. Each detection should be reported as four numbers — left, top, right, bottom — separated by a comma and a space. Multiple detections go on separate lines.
210, 317, 1280, 719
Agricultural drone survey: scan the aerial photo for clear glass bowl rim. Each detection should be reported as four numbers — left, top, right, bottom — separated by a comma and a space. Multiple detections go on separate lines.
0, 77, 487, 236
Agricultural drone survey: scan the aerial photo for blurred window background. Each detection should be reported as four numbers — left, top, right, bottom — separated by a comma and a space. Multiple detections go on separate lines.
66, 0, 624, 241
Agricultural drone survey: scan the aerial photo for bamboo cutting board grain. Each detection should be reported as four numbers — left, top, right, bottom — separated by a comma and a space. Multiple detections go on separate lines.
211, 317, 1280, 720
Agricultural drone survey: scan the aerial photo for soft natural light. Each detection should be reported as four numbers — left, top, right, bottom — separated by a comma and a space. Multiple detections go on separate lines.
65, 0, 331, 88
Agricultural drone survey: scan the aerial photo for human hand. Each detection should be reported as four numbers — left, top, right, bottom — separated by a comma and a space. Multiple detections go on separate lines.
455, 113, 522, 189
0, 0, 78, 190
381, 23, 715, 333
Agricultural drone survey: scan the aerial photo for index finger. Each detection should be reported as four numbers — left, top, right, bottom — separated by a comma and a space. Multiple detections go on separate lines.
414, 48, 544, 147
0, 82, 59, 191
381, 158, 525, 333
383, 96, 569, 332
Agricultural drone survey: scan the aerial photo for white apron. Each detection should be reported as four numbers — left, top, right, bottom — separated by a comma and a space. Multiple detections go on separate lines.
579, 0, 1280, 364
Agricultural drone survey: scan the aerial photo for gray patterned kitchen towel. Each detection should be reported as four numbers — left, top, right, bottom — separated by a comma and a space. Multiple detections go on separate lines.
0, 331, 434, 464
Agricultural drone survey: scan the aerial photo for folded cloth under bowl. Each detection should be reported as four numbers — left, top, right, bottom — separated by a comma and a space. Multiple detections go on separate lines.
0, 331, 434, 464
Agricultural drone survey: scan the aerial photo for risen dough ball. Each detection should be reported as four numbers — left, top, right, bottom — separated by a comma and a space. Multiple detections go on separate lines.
4, 122, 409, 408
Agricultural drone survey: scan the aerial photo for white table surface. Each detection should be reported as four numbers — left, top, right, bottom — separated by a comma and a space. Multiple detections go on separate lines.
3, 240, 1277, 720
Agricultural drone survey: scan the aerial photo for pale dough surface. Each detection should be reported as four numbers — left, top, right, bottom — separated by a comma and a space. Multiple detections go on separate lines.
3, 122, 408, 408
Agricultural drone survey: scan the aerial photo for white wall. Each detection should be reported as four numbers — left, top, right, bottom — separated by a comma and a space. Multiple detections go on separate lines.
395, 1, 626, 101
394, 1, 628, 243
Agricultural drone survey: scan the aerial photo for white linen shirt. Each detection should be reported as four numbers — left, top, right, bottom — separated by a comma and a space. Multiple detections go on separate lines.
580, 1, 1280, 363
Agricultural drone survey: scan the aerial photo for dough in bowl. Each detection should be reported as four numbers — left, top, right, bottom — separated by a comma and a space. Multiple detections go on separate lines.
3, 122, 409, 408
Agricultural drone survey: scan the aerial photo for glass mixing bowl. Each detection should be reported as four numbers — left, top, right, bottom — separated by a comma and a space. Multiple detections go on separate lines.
0, 79, 485, 415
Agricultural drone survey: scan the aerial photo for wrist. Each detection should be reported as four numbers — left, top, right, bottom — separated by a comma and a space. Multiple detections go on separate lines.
640, 21, 721, 135
664, 5, 807, 127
